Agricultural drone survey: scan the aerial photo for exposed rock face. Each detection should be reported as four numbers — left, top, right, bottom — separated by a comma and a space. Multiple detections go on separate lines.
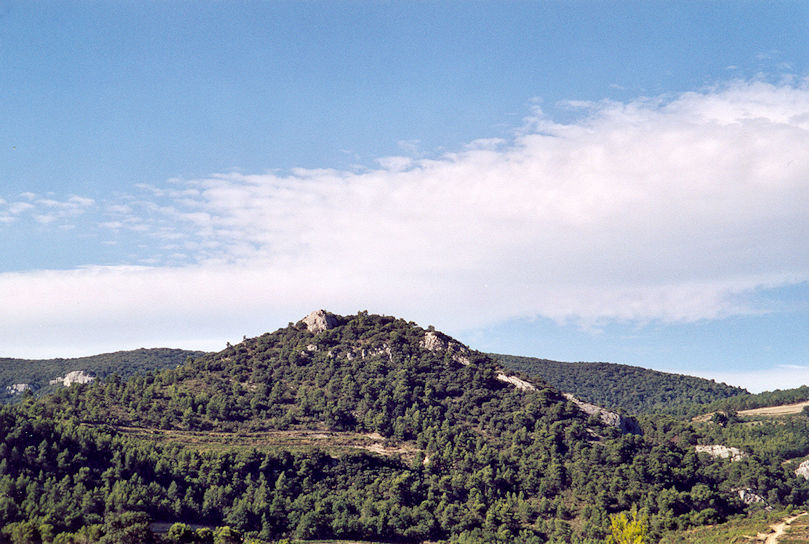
421, 331, 447, 352
564, 393, 642, 434
736, 488, 766, 505
420, 331, 471, 366
49, 370, 95, 387
695, 444, 748, 461
796, 459, 809, 480
496, 373, 536, 391
5, 383, 31, 395
301, 310, 339, 333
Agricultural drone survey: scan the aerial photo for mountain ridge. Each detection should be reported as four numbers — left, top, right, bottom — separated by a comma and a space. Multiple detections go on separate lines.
493, 353, 748, 415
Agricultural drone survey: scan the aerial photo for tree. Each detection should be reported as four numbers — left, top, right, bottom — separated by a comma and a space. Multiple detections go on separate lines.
213, 525, 242, 544
2, 521, 41, 544
166, 522, 195, 543
606, 508, 648, 544
99, 511, 154, 544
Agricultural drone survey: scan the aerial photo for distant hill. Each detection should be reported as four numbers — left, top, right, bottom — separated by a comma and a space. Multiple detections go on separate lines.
0, 347, 205, 402
2, 311, 807, 544
492, 354, 748, 415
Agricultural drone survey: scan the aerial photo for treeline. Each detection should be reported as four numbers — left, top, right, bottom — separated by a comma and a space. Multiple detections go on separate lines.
1, 312, 808, 543
494, 354, 747, 415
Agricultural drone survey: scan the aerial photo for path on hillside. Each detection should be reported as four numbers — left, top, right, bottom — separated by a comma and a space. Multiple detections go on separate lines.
754, 511, 807, 543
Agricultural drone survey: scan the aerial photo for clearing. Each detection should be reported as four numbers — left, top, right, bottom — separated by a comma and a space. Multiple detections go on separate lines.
738, 401, 809, 417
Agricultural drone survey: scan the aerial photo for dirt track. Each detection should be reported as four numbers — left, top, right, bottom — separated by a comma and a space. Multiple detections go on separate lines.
755, 512, 808, 543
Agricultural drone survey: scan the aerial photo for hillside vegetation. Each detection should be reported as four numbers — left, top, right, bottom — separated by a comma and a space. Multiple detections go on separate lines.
1, 311, 809, 544
0, 348, 204, 403
493, 354, 747, 415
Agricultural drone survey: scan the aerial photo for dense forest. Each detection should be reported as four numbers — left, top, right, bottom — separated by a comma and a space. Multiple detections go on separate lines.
1, 311, 808, 544
493, 354, 747, 415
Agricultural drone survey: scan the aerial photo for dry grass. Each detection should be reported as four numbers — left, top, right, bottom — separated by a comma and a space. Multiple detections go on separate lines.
738, 401, 809, 417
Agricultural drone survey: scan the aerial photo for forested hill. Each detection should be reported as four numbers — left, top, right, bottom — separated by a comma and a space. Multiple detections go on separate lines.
493, 354, 748, 415
3, 310, 808, 544
0, 348, 204, 403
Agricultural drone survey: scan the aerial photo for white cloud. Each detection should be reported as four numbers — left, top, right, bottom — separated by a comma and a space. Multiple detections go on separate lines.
8, 202, 34, 214
68, 195, 95, 207
1, 80, 809, 357
34, 214, 58, 225
0, 193, 94, 225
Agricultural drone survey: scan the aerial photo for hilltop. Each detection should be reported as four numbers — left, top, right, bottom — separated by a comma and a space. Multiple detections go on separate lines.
2, 310, 808, 544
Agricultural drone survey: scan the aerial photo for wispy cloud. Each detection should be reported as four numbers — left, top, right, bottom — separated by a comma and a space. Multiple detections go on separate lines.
1, 80, 808, 356
0, 193, 95, 226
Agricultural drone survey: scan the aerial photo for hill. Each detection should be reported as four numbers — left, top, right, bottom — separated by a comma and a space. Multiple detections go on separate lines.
1, 310, 808, 544
0, 348, 204, 403
493, 354, 748, 415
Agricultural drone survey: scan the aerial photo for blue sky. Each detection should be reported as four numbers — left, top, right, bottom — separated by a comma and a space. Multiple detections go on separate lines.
1, 2, 808, 392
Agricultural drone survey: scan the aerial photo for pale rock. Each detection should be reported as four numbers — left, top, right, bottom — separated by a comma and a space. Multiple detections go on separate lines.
795, 459, 809, 480
564, 393, 642, 434
49, 370, 95, 387
735, 488, 766, 504
421, 331, 447, 352
5, 383, 31, 395
301, 310, 339, 333
420, 331, 471, 366
496, 373, 536, 391
695, 444, 748, 461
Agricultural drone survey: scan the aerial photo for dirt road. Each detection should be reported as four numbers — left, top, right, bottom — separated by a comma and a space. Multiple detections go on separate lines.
755, 512, 808, 543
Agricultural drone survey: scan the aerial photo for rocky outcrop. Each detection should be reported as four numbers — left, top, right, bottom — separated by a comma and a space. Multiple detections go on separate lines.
5, 383, 31, 395
564, 393, 642, 434
49, 370, 95, 387
496, 373, 536, 391
735, 488, 766, 505
695, 444, 748, 461
420, 331, 471, 366
795, 459, 809, 480
301, 310, 340, 333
